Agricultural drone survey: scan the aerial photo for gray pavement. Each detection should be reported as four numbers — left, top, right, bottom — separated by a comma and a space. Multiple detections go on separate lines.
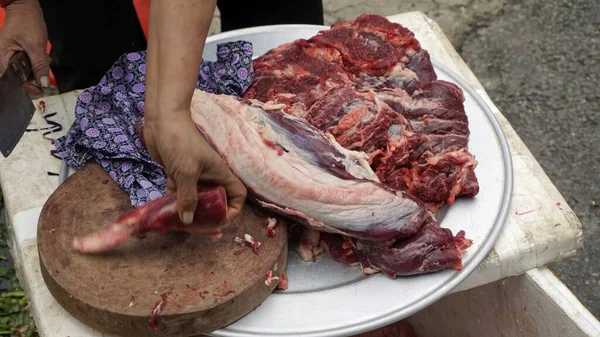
1, 0, 598, 325
209, 0, 507, 47
460, 0, 600, 318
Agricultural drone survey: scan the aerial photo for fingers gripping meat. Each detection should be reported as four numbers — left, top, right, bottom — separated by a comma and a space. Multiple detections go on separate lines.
72, 187, 227, 254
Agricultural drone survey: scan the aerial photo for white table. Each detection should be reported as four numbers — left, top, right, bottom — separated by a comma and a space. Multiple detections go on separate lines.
0, 11, 584, 337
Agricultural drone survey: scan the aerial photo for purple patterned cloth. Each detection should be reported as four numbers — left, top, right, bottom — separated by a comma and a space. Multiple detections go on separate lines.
53, 41, 254, 207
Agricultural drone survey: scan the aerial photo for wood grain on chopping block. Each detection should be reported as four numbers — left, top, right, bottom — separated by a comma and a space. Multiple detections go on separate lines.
37, 163, 288, 337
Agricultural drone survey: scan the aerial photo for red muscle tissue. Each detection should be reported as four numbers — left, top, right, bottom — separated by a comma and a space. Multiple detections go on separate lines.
72, 186, 227, 253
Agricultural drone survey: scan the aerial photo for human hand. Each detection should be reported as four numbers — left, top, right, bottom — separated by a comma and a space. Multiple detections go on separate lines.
0, 0, 49, 90
142, 111, 247, 225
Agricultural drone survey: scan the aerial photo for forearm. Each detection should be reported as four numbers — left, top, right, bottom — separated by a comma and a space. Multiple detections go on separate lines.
145, 0, 216, 121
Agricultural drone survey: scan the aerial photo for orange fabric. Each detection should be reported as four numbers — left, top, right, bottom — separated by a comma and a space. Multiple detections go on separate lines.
0, 8, 57, 86
132, 0, 150, 41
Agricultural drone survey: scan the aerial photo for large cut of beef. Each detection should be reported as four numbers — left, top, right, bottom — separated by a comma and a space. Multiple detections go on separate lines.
241, 14, 480, 271
243, 14, 479, 213
187, 89, 471, 277
190, 91, 431, 241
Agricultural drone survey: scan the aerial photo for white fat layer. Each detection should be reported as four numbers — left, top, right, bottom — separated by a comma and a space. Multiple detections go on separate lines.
190, 90, 421, 235
262, 103, 287, 111
266, 217, 277, 228
388, 63, 419, 82
324, 133, 379, 182
378, 88, 441, 111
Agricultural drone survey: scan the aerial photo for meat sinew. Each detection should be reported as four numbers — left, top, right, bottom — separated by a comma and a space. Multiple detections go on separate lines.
188, 89, 470, 277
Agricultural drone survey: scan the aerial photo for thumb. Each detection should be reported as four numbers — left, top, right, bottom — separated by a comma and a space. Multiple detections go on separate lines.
176, 175, 199, 225
26, 46, 50, 87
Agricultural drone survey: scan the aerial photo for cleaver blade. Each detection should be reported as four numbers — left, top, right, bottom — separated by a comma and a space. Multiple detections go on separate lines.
0, 52, 36, 158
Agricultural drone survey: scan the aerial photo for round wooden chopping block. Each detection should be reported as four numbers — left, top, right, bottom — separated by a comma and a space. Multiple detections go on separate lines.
38, 163, 288, 337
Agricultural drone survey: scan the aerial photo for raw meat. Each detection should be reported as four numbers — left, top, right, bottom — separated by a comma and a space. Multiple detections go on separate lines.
149, 293, 168, 331
190, 90, 429, 241
266, 217, 278, 238
187, 89, 469, 276
241, 14, 479, 275
264, 270, 279, 286
318, 221, 472, 277
355, 222, 472, 276
277, 272, 289, 290
234, 233, 262, 255
295, 227, 327, 262
72, 186, 227, 253
243, 14, 479, 212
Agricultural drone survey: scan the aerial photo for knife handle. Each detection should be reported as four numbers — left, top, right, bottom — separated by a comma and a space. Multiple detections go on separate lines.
8, 51, 33, 84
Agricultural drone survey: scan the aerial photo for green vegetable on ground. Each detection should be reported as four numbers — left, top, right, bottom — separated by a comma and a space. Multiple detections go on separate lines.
0, 202, 38, 337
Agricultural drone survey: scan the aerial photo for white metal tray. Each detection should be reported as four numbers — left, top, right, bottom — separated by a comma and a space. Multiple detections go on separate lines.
60, 24, 513, 337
